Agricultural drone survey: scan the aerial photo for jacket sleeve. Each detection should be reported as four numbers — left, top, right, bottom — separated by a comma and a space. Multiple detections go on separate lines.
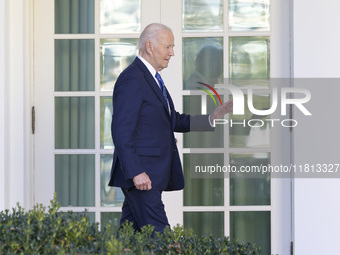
173, 111, 214, 132
111, 74, 144, 180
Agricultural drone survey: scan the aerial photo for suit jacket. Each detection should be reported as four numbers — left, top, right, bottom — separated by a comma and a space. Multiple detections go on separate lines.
109, 57, 213, 191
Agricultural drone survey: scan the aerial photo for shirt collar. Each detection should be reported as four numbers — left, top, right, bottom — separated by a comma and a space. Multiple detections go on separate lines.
137, 55, 157, 78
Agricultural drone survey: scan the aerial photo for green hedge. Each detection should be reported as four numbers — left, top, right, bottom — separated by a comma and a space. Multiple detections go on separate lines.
0, 196, 261, 254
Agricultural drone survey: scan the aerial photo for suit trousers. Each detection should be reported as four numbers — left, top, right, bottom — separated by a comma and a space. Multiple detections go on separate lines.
120, 188, 170, 233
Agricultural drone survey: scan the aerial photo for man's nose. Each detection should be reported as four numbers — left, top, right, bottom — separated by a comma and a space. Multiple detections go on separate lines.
169, 48, 175, 56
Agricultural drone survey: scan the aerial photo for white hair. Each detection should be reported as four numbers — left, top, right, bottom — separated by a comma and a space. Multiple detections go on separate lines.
137, 23, 172, 52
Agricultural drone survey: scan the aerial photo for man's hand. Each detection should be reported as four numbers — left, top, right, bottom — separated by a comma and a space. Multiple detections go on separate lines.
210, 100, 233, 124
132, 172, 152, 191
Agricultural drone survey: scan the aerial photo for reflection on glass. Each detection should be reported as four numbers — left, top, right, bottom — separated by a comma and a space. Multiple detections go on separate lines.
101, 97, 113, 149
55, 40, 95, 91
183, 38, 223, 90
184, 212, 224, 237
100, 39, 138, 91
183, 154, 224, 206
229, 94, 271, 148
230, 211, 271, 255
55, 0, 95, 34
183, 0, 223, 31
100, 155, 124, 207
183, 95, 224, 148
55, 154, 95, 206
230, 153, 270, 205
100, 0, 140, 33
101, 212, 122, 233
229, 37, 270, 79
55, 97, 95, 149
229, 0, 270, 31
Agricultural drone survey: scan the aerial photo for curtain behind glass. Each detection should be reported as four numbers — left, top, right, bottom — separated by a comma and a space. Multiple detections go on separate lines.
55, 97, 95, 149
55, 0, 95, 34
55, 154, 95, 206
55, 39, 95, 91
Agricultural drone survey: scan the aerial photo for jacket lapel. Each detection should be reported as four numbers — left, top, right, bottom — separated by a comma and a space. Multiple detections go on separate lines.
134, 57, 171, 116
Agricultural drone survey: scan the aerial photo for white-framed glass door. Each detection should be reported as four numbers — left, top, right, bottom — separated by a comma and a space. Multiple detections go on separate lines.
33, 0, 291, 254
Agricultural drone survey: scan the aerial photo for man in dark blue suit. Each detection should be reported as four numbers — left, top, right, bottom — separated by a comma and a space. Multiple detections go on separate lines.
109, 23, 233, 233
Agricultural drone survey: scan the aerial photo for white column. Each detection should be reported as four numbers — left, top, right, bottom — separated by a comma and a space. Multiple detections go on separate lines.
293, 0, 340, 254
0, 0, 30, 210
0, 0, 7, 211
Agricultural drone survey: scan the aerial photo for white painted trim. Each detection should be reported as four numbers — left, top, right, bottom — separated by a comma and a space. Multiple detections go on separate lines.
0, 0, 30, 210
0, 0, 7, 211
25, 0, 35, 209
7, 0, 27, 208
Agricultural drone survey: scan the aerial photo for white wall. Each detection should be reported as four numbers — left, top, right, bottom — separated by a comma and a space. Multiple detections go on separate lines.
293, 0, 340, 254
0, 0, 29, 210
0, 0, 7, 211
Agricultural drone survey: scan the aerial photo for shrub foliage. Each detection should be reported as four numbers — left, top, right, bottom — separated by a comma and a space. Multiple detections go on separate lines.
0, 196, 261, 254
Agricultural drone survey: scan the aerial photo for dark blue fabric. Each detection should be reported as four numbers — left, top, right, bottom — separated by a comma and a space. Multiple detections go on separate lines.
109, 57, 189, 191
120, 188, 169, 233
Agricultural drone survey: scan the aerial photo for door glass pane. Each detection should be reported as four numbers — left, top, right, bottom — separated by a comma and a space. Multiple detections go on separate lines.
183, 0, 223, 31
183, 154, 224, 206
55, 97, 95, 149
100, 0, 141, 34
228, 0, 270, 31
55, 0, 95, 34
100, 155, 124, 207
184, 212, 224, 237
230, 211, 271, 255
100, 39, 138, 91
55, 39, 95, 91
230, 153, 270, 205
229, 94, 271, 148
229, 37, 270, 80
183, 95, 224, 148
100, 97, 113, 149
101, 212, 122, 232
183, 37, 223, 90
55, 154, 95, 206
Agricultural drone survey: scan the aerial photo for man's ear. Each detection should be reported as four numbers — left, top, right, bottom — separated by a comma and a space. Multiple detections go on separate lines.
146, 41, 153, 55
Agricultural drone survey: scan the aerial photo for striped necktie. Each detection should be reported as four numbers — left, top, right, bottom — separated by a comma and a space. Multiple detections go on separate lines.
155, 72, 169, 103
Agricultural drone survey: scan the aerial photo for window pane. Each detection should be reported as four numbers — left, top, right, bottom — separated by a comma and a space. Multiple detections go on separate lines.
229, 37, 270, 79
100, 97, 113, 149
55, 0, 94, 34
55, 154, 95, 206
100, 155, 124, 207
230, 211, 271, 255
230, 153, 270, 205
183, 0, 223, 31
228, 0, 270, 31
101, 212, 122, 233
100, 0, 141, 33
183, 38, 223, 90
55, 97, 95, 149
183, 154, 224, 206
229, 94, 271, 148
183, 95, 224, 148
100, 39, 138, 91
184, 212, 224, 237
55, 39, 95, 91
